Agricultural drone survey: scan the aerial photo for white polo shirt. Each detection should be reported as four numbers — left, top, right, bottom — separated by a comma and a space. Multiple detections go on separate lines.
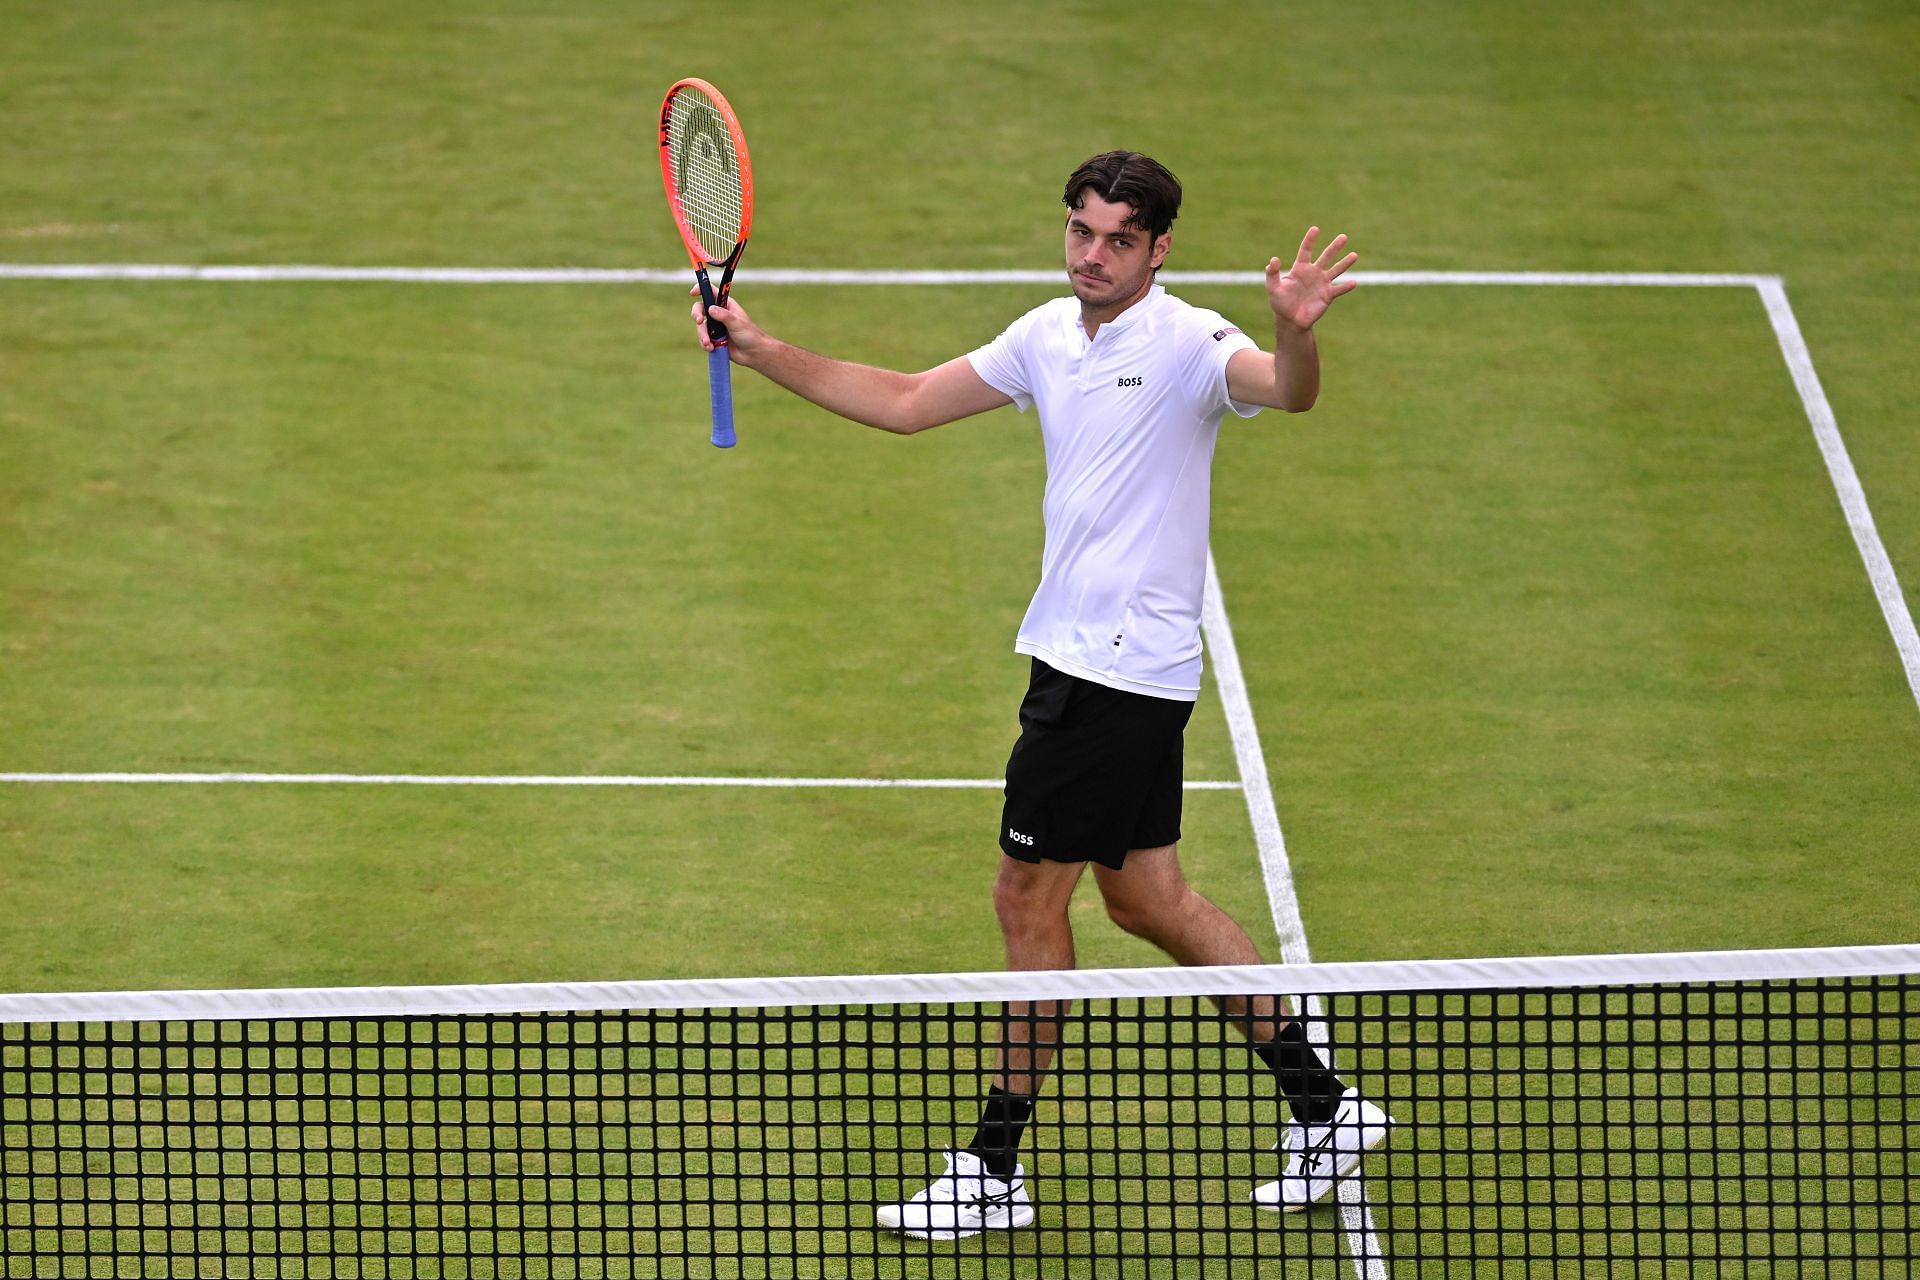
968, 283, 1261, 701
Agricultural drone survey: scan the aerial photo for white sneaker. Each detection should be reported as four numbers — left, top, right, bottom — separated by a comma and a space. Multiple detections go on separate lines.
875, 1149, 1036, 1240
1251, 1089, 1393, 1212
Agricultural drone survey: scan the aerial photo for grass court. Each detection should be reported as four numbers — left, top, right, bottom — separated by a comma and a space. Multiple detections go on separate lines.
1, 2, 1916, 1273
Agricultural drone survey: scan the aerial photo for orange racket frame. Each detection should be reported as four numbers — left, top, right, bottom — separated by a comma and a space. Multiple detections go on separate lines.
659, 77, 755, 447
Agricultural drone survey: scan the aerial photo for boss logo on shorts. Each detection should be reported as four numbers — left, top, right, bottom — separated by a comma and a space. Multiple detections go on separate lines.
1116, 376, 1144, 388
1006, 829, 1035, 847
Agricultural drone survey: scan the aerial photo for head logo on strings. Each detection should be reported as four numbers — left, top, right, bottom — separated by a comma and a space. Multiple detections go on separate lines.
676, 102, 735, 240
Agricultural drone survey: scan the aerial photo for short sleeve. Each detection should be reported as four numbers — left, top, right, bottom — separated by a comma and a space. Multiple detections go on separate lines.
1184, 313, 1263, 419
966, 308, 1042, 413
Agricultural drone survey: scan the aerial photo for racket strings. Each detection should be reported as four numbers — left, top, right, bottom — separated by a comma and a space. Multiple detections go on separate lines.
668, 91, 744, 262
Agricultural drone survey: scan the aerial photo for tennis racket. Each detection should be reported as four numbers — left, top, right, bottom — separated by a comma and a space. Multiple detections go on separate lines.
659, 77, 754, 448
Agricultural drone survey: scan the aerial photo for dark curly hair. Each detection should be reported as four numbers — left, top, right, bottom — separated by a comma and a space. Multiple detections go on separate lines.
1062, 151, 1183, 239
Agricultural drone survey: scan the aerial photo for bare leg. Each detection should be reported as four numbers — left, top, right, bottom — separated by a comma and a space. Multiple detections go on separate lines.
989, 854, 1087, 1095
1092, 844, 1291, 1040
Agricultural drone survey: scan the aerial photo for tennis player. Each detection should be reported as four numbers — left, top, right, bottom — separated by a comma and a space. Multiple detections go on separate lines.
690, 150, 1390, 1237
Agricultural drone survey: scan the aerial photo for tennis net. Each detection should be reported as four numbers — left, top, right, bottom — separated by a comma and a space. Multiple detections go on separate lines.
3, 945, 1914, 1278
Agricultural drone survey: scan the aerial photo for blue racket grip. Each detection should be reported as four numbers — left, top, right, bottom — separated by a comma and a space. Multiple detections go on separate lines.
707, 344, 736, 448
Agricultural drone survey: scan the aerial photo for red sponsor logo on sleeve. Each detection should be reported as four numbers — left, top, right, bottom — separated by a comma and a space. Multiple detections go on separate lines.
1212, 327, 1242, 341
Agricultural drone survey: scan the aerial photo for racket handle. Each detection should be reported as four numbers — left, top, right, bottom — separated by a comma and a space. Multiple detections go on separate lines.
707, 344, 736, 448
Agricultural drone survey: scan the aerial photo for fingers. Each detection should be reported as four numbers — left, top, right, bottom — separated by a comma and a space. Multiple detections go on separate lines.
1317, 235, 1354, 273
688, 295, 713, 351
1269, 240, 1358, 283
689, 290, 746, 353
1288, 228, 1357, 278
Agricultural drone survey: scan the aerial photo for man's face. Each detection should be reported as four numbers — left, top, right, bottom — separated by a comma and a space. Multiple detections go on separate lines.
1065, 190, 1171, 310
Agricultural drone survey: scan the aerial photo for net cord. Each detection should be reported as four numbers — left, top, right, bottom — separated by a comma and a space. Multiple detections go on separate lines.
2, 942, 1914, 1025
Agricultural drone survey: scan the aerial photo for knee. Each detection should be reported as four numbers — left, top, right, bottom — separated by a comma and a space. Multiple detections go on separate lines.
994, 871, 1060, 938
1105, 891, 1179, 943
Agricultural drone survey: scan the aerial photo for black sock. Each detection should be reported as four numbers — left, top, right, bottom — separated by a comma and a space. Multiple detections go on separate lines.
1254, 1020, 1346, 1125
963, 1085, 1036, 1179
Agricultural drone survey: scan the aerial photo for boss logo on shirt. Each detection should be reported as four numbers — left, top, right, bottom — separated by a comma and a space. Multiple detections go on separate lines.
1116, 376, 1144, 388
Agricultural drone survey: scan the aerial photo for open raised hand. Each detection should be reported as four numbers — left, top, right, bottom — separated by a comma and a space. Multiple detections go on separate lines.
1265, 227, 1358, 332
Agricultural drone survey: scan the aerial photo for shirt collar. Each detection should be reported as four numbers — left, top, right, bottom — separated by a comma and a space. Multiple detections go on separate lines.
1074, 282, 1164, 341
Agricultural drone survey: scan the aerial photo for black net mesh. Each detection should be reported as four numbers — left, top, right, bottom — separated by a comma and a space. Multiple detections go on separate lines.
3, 970, 1915, 1277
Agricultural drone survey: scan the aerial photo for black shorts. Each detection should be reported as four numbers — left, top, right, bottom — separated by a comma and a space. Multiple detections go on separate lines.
999, 657, 1195, 870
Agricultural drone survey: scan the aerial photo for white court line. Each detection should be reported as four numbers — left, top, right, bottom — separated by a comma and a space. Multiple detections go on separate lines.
0, 772, 1241, 790
1757, 280, 1920, 713
1200, 556, 1311, 966
1201, 555, 1387, 1279
0, 263, 1775, 287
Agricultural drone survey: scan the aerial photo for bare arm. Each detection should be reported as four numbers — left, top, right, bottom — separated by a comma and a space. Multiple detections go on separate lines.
1226, 227, 1358, 413
694, 294, 1011, 434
